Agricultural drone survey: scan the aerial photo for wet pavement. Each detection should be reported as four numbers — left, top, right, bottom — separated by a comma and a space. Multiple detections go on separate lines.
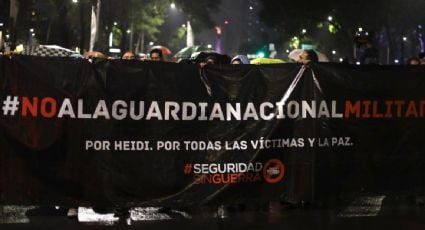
1, 195, 425, 230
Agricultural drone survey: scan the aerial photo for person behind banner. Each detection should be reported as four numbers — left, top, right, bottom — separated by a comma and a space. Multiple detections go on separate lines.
360, 41, 379, 65
298, 49, 318, 64
407, 57, 421, 65
139, 53, 148, 61
122, 51, 135, 60
231, 55, 250, 64
84, 51, 108, 60
149, 48, 163, 61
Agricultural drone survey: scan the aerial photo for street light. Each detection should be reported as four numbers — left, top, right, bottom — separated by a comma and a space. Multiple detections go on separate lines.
170, 3, 176, 9
328, 16, 333, 22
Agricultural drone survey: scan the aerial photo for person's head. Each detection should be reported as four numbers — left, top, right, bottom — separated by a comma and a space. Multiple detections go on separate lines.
84, 51, 107, 60
231, 55, 250, 64
298, 49, 318, 64
149, 48, 163, 61
205, 56, 217, 65
407, 57, 421, 65
199, 55, 217, 68
122, 51, 135, 60
366, 41, 374, 48
138, 53, 147, 61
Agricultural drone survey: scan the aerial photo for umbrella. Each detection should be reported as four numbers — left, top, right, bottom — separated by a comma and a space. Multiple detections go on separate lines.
251, 58, 285, 64
191, 52, 230, 64
150, 45, 172, 56
24, 45, 82, 58
288, 49, 304, 62
174, 45, 215, 59
316, 51, 329, 62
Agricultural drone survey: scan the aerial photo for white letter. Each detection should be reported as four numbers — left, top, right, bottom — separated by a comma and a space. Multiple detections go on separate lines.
209, 103, 225, 120
112, 100, 127, 120
227, 103, 241, 120
146, 101, 163, 120
165, 101, 180, 120
78, 99, 92, 119
260, 102, 275, 120
93, 100, 110, 119
58, 98, 76, 118
182, 102, 197, 120
243, 103, 259, 120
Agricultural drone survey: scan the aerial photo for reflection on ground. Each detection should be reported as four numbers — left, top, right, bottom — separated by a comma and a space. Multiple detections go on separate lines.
1, 195, 425, 230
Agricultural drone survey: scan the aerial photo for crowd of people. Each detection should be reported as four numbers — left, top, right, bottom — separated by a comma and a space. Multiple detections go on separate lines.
2, 42, 425, 67
82, 47, 321, 66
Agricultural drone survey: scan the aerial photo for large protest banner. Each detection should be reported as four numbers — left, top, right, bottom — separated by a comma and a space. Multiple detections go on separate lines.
1, 55, 425, 207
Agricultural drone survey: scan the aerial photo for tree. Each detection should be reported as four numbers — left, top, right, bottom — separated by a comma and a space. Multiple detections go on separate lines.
174, 0, 220, 30
258, 0, 425, 63
8, 0, 221, 54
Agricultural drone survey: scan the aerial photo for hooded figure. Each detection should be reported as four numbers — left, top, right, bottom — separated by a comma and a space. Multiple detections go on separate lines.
231, 55, 250, 64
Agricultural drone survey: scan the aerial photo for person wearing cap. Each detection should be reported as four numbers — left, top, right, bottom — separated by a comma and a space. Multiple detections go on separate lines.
231, 55, 250, 64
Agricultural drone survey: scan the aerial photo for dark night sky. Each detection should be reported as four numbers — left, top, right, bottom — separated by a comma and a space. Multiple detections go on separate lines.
159, 0, 266, 56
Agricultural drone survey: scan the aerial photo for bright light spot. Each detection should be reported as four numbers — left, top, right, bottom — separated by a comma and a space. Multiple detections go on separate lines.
290, 36, 300, 49
365, 32, 369, 36
126, 29, 131, 34
6, 34, 10, 39
332, 50, 336, 55
113, 22, 118, 26
358, 27, 363, 32
403, 36, 407, 41
418, 25, 423, 29
394, 59, 399, 64
72, 0, 78, 3
249, 6, 253, 10
31, 33, 35, 37
339, 58, 344, 62
170, 3, 176, 9
29, 28, 34, 33
328, 16, 333, 22
0, 22, 3, 27
302, 29, 307, 34
286, 49, 290, 53
356, 61, 361, 65
224, 20, 229, 25
328, 24, 337, 34
109, 48, 121, 53
182, 24, 186, 28
257, 51, 265, 58
207, 44, 212, 49
15, 44, 24, 52
149, 42, 154, 46
215, 26, 222, 35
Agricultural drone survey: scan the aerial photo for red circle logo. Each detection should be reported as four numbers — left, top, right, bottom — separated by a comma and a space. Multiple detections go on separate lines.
263, 159, 285, 184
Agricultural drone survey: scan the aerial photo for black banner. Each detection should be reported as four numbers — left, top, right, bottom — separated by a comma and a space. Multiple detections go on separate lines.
1, 55, 425, 207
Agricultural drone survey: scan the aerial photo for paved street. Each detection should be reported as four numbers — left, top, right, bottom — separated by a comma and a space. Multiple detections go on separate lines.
1, 195, 425, 230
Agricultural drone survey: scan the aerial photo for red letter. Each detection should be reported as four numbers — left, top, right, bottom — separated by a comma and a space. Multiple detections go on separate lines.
21, 97, 38, 117
40, 97, 57, 118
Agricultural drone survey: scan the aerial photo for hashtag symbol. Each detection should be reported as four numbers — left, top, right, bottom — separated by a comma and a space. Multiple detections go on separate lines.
184, 164, 192, 174
2, 96, 20, 116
